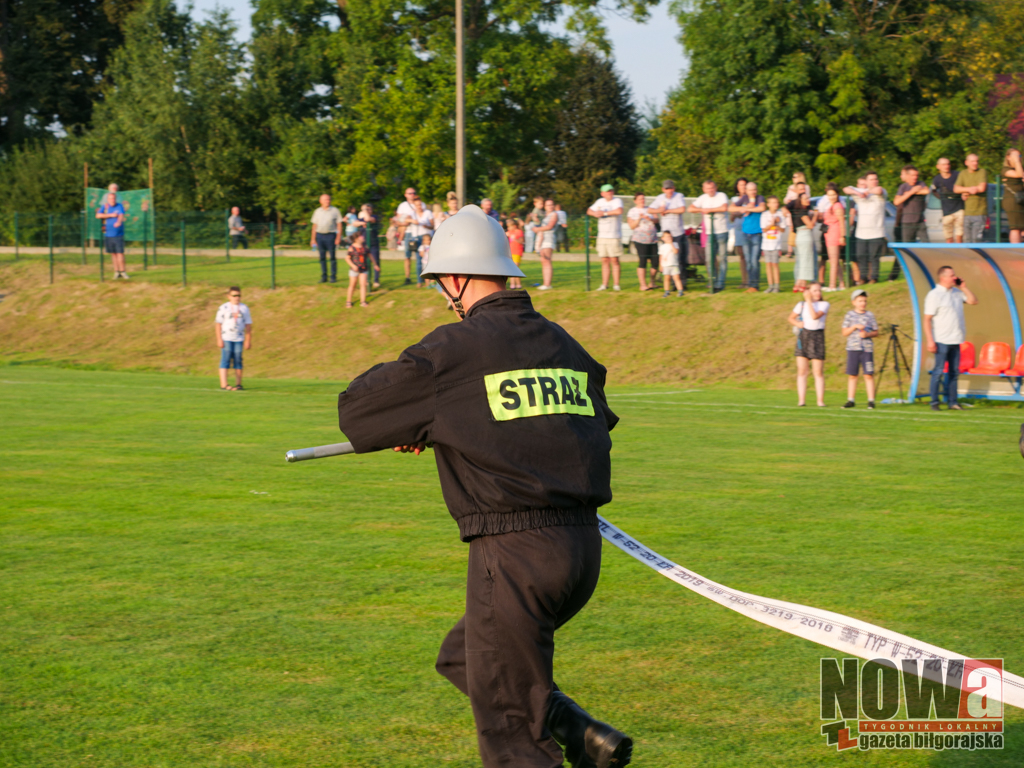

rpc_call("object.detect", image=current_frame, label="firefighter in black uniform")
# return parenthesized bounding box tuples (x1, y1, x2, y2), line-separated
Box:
(337, 204, 632, 768)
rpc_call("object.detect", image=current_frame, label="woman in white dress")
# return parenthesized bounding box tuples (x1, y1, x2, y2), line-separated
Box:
(787, 191, 817, 292)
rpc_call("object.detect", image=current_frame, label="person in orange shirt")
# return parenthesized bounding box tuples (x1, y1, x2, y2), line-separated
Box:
(506, 218, 524, 289)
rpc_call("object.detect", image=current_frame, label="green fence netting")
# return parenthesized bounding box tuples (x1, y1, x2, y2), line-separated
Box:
(85, 188, 154, 241)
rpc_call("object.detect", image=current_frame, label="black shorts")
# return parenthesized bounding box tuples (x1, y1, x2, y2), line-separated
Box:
(104, 235, 125, 254)
(796, 328, 826, 360)
(846, 349, 875, 376)
(634, 242, 659, 270)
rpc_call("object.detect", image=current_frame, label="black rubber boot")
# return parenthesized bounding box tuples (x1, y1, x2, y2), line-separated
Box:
(546, 690, 633, 768)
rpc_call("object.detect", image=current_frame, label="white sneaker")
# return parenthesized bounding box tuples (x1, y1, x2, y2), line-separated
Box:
(538, 284, 552, 291)
(121, 272, 130, 280)
(613, 285, 621, 291)
(596, 285, 607, 291)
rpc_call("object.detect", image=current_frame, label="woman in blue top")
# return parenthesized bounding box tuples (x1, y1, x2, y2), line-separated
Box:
(729, 181, 767, 292)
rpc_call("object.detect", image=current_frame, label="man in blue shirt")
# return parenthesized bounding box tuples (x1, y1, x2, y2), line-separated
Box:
(729, 181, 766, 292)
(96, 191, 128, 279)
(480, 198, 500, 221)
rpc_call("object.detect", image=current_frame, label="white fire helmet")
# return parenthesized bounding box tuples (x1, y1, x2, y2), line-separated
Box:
(419, 204, 525, 281)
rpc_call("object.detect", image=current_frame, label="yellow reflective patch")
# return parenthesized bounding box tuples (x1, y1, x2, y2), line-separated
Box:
(484, 368, 595, 421)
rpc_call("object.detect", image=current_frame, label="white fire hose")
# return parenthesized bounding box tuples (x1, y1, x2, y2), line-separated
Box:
(287, 440, 1024, 709)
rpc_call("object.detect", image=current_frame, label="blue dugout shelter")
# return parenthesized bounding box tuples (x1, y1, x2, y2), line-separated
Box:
(891, 243, 1024, 401)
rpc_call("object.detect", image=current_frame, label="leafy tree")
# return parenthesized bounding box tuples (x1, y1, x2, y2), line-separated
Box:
(0, 139, 85, 213)
(248, 0, 340, 219)
(888, 0, 1024, 174)
(649, 0, 1023, 192)
(638, 109, 719, 196)
(255, 0, 658, 216)
(255, 118, 348, 222)
(0, 0, 142, 148)
(481, 168, 521, 215)
(85, 0, 256, 212)
(0, 0, 656, 219)
(249, 0, 337, 124)
(535, 48, 641, 212)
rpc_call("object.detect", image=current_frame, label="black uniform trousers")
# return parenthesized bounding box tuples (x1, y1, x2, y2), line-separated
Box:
(436, 524, 602, 768)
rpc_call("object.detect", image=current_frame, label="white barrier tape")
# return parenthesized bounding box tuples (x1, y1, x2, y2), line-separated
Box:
(597, 515, 1024, 710)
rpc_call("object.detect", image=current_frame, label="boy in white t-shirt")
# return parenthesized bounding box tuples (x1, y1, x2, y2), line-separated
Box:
(214, 286, 253, 391)
(658, 231, 684, 297)
(760, 196, 786, 293)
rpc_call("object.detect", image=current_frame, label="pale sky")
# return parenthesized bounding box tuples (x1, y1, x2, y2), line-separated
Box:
(188, 0, 686, 110)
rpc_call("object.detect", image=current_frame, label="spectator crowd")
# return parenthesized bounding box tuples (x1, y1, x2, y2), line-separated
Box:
(267, 152, 1019, 301)
(95, 151, 1019, 308)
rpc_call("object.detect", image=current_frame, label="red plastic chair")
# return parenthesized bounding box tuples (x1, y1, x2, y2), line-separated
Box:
(968, 342, 1012, 375)
(942, 341, 975, 373)
(1003, 344, 1024, 377)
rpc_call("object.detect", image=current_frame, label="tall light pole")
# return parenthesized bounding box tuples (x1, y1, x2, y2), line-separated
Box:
(455, 0, 465, 207)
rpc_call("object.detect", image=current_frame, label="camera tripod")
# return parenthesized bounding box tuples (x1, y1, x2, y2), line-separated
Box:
(876, 324, 915, 402)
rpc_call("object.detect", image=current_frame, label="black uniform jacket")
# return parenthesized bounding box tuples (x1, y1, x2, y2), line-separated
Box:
(337, 290, 618, 541)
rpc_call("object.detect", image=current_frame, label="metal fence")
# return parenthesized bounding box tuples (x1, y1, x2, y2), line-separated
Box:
(0, 209, 791, 293)
(0, 211, 323, 288)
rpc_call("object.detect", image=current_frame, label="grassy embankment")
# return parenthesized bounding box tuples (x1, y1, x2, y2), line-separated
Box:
(0, 258, 913, 391)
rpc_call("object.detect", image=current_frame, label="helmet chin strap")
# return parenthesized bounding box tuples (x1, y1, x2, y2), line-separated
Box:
(438, 276, 472, 319)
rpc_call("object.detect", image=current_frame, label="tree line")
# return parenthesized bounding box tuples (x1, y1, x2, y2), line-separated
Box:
(0, 0, 1021, 221)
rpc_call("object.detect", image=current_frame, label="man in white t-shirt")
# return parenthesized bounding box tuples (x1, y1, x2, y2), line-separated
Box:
(924, 265, 978, 411)
(404, 197, 435, 285)
(310, 194, 343, 283)
(649, 179, 689, 284)
(395, 187, 426, 285)
(214, 286, 253, 391)
(843, 173, 888, 284)
(587, 184, 624, 290)
(689, 179, 729, 291)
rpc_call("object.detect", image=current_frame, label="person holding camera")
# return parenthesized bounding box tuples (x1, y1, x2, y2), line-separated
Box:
(924, 266, 978, 411)
(819, 183, 847, 291)
(788, 283, 830, 407)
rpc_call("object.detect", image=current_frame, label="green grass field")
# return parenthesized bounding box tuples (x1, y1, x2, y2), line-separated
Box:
(2, 364, 1022, 767)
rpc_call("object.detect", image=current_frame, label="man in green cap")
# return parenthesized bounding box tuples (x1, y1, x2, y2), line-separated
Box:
(337, 204, 633, 768)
